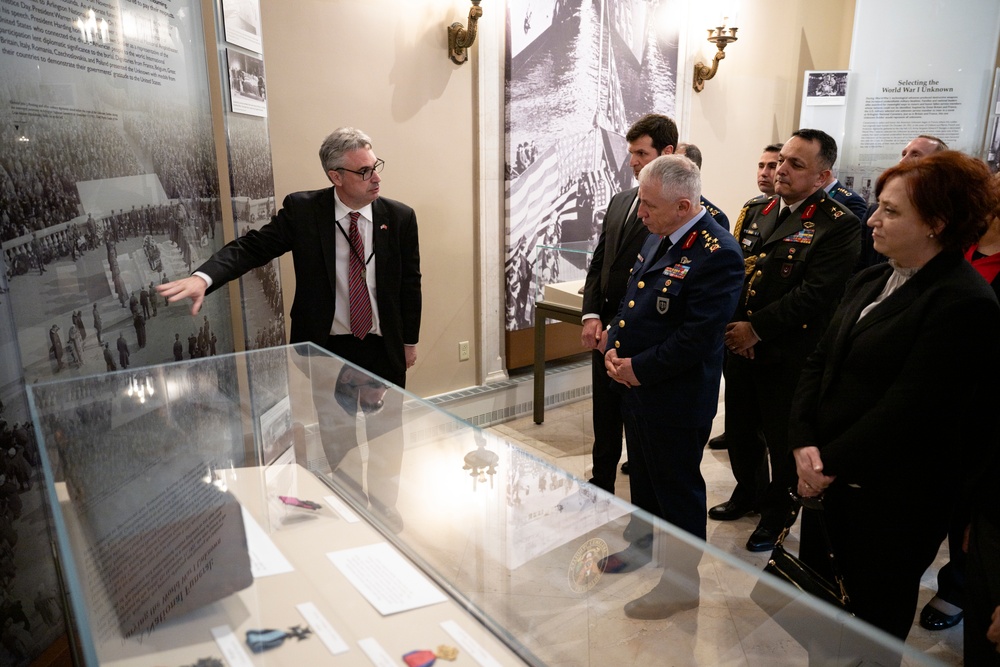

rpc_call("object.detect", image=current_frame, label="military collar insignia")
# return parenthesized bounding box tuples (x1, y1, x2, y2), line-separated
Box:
(762, 198, 779, 216)
(682, 231, 698, 249)
(801, 204, 817, 221)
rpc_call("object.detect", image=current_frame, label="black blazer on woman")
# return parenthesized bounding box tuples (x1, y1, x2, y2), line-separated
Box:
(791, 251, 1000, 495)
(789, 251, 1000, 638)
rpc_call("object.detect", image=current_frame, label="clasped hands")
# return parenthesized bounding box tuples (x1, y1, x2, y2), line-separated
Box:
(793, 446, 836, 498)
(604, 349, 639, 388)
(724, 321, 759, 359)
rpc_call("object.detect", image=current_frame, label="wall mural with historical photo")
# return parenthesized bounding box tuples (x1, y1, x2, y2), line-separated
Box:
(0, 0, 235, 662)
(504, 0, 678, 331)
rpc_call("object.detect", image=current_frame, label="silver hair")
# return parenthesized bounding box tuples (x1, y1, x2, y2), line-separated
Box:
(319, 127, 373, 172)
(638, 155, 702, 204)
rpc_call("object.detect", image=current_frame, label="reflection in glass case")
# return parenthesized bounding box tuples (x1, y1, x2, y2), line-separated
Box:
(29, 344, 942, 666)
(533, 241, 594, 310)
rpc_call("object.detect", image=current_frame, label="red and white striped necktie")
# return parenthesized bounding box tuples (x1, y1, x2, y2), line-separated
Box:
(347, 211, 372, 338)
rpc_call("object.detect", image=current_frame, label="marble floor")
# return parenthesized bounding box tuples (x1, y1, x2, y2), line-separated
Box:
(487, 398, 964, 666)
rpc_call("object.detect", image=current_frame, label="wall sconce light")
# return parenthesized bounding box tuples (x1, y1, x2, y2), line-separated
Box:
(692, 23, 738, 92)
(448, 0, 483, 65)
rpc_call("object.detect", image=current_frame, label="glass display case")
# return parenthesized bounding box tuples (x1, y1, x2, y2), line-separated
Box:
(533, 241, 594, 310)
(29, 344, 942, 666)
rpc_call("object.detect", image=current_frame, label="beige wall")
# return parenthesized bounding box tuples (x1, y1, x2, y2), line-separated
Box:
(260, 0, 480, 397)
(687, 0, 856, 221)
(258, 0, 859, 398)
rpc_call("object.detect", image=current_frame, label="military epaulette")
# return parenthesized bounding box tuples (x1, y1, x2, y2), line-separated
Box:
(700, 228, 721, 253)
(707, 205, 721, 216)
(742, 193, 773, 208)
(828, 202, 847, 219)
(835, 186, 852, 197)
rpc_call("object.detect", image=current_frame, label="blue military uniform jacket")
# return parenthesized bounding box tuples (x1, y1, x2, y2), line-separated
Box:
(700, 195, 729, 232)
(828, 179, 868, 221)
(606, 211, 744, 427)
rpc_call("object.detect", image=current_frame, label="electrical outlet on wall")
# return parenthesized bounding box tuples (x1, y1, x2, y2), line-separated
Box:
(459, 341, 470, 361)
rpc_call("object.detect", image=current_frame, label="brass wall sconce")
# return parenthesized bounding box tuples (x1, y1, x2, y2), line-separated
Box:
(448, 0, 483, 65)
(692, 24, 738, 92)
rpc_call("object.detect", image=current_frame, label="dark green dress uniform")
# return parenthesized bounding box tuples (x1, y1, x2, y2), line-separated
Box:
(723, 188, 861, 536)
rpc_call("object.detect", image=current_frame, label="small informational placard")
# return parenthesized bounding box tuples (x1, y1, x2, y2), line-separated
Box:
(324, 494, 361, 523)
(441, 620, 503, 667)
(241, 506, 294, 577)
(327, 543, 447, 615)
(296, 602, 349, 656)
(357, 637, 397, 667)
(211, 624, 255, 667)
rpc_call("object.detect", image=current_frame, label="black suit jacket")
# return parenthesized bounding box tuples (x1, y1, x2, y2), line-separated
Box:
(197, 187, 422, 377)
(790, 251, 1000, 497)
(582, 187, 649, 324)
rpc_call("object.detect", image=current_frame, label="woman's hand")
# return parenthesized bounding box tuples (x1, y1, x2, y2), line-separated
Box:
(988, 606, 1000, 650)
(794, 446, 836, 497)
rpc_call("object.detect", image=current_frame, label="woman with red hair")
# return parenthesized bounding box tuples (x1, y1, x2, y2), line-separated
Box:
(789, 151, 1000, 642)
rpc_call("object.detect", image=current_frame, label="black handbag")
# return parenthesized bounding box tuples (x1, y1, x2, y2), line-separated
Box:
(750, 494, 852, 617)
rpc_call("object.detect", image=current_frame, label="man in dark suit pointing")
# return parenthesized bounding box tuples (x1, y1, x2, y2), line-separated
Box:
(158, 127, 421, 530)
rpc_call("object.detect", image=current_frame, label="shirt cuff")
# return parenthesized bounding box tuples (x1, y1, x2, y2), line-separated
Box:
(581, 313, 600, 323)
(192, 271, 213, 289)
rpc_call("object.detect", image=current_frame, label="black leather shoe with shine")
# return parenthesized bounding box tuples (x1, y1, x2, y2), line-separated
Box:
(919, 604, 963, 631)
(708, 500, 756, 521)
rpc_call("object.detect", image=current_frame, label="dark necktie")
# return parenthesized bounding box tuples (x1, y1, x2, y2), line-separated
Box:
(776, 204, 791, 226)
(650, 236, 672, 265)
(617, 195, 641, 254)
(347, 211, 372, 339)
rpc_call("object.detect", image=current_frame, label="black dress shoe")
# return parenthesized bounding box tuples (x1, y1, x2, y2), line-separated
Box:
(746, 525, 780, 552)
(597, 543, 651, 574)
(920, 603, 963, 630)
(707, 434, 727, 450)
(708, 500, 756, 521)
(624, 582, 699, 620)
(620, 461, 629, 475)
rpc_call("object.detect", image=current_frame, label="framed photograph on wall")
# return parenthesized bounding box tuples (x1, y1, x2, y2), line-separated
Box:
(222, 0, 263, 53)
(226, 48, 268, 117)
(806, 70, 849, 106)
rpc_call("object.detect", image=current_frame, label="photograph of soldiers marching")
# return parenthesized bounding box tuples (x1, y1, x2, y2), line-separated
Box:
(0, 0, 237, 660)
(2, 109, 234, 385)
(227, 114, 284, 352)
(505, 0, 678, 331)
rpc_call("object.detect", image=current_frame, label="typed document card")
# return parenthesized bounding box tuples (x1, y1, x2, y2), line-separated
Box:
(327, 542, 446, 615)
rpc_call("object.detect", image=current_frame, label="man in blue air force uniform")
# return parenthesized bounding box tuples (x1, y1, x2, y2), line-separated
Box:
(599, 155, 744, 620)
